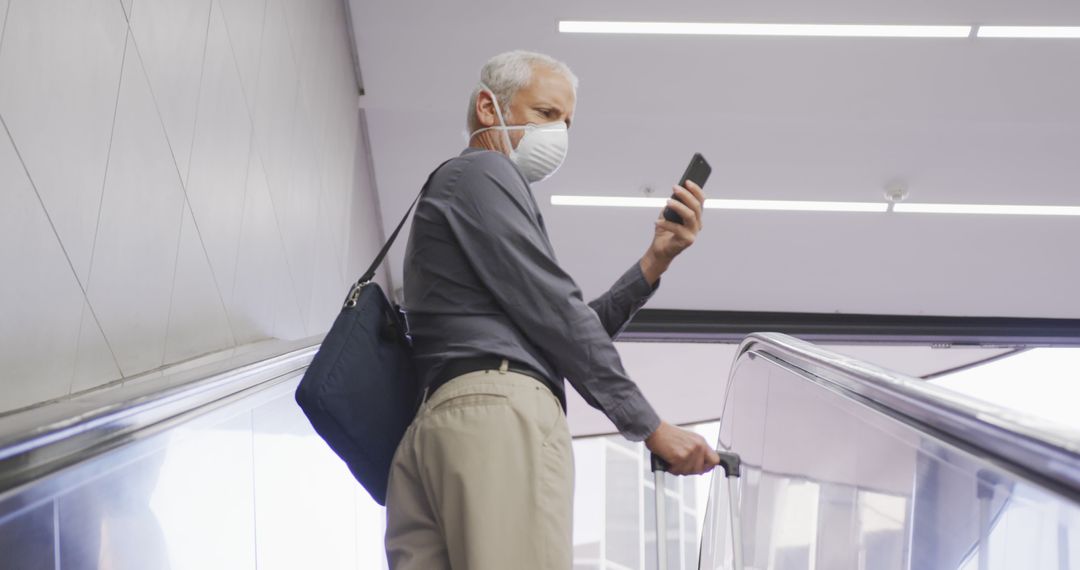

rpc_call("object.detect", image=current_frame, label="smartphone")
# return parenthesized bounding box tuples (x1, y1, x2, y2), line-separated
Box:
(663, 153, 711, 225)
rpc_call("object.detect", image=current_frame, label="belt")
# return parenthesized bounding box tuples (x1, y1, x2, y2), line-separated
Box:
(427, 356, 564, 408)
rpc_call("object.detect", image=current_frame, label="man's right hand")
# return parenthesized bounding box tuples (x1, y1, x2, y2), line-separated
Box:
(645, 421, 720, 476)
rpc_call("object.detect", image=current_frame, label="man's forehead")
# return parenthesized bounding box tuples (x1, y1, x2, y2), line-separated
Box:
(524, 66, 575, 105)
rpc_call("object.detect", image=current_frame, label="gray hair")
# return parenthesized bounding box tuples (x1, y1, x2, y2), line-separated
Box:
(466, 50, 579, 133)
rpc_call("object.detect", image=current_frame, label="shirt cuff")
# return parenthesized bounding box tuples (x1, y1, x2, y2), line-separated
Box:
(607, 394, 663, 442)
(614, 263, 660, 311)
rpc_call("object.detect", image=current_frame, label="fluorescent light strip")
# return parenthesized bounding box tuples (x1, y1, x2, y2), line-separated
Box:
(551, 196, 665, 208)
(894, 203, 1080, 216)
(978, 26, 1080, 39)
(714, 199, 887, 212)
(550, 196, 886, 212)
(558, 21, 972, 38)
(551, 196, 1080, 216)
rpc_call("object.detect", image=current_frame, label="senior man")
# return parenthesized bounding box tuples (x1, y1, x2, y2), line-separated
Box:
(385, 50, 717, 569)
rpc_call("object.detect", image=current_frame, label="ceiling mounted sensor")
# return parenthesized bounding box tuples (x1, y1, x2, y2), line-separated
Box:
(977, 26, 1080, 38)
(558, 21, 973, 38)
(884, 182, 909, 203)
(884, 181, 909, 212)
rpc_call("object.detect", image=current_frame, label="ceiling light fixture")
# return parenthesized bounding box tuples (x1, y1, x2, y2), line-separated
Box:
(977, 26, 1080, 39)
(558, 21, 973, 38)
(893, 203, 1080, 216)
(551, 196, 665, 208)
(712, 199, 888, 212)
(550, 196, 888, 212)
(551, 196, 1080, 216)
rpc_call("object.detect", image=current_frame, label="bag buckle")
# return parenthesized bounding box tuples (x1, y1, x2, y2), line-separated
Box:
(343, 280, 372, 308)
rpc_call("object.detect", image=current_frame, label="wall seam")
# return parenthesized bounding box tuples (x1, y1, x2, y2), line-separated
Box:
(77, 22, 132, 382)
(275, 0, 303, 80)
(175, 0, 241, 347)
(76, 24, 132, 380)
(243, 0, 269, 118)
(0, 0, 12, 55)
(244, 1, 308, 335)
(0, 105, 126, 383)
(160, 204, 188, 368)
(217, 0, 261, 326)
(255, 83, 310, 335)
(277, 1, 324, 335)
(215, 0, 261, 161)
(128, 2, 240, 358)
(294, 90, 326, 334)
(356, 108, 394, 296)
(227, 129, 256, 327)
(182, 0, 214, 187)
(339, 0, 364, 95)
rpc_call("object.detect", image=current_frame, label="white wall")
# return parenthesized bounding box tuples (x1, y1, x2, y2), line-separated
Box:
(0, 0, 377, 413)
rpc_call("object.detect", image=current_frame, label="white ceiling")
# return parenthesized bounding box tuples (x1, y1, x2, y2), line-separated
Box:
(348, 0, 1080, 319)
(566, 341, 1012, 437)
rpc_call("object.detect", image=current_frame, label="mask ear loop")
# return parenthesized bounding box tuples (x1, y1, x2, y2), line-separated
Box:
(470, 84, 516, 156)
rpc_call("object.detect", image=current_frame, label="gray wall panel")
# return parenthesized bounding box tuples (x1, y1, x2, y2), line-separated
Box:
(0, 0, 373, 413)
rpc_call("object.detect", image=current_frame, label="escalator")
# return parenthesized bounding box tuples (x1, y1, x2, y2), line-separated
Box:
(0, 337, 388, 569)
(699, 333, 1080, 570)
(0, 333, 1076, 569)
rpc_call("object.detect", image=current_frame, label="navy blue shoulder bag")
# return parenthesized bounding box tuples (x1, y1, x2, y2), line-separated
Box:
(295, 161, 447, 505)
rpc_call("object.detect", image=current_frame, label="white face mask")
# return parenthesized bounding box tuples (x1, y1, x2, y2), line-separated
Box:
(469, 83, 569, 184)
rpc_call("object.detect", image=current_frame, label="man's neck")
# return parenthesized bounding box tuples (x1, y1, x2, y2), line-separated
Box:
(469, 130, 510, 155)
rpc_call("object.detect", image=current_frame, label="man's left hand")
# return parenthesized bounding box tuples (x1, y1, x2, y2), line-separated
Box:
(640, 181, 705, 284)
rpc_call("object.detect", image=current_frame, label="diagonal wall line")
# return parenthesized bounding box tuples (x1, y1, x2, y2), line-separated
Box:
(227, 128, 257, 312)
(251, 80, 311, 334)
(0, 107, 125, 387)
(173, 0, 242, 346)
(219, 0, 267, 117)
(0, 0, 13, 54)
(126, 3, 241, 354)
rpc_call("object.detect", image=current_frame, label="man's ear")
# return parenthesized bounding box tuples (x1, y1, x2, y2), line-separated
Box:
(475, 90, 498, 128)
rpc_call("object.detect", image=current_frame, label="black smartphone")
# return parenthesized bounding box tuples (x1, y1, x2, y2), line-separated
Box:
(663, 153, 711, 225)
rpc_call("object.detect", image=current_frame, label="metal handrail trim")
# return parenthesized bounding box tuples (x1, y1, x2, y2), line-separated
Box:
(730, 332, 1080, 494)
(0, 340, 320, 485)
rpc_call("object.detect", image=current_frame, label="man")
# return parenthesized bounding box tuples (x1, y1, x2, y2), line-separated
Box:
(385, 50, 718, 569)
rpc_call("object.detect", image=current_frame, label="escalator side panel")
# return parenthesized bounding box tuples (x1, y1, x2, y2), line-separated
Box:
(0, 500, 55, 570)
(0, 374, 390, 570)
(700, 347, 1080, 570)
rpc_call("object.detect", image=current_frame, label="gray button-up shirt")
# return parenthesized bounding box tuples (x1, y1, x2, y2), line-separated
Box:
(402, 147, 662, 440)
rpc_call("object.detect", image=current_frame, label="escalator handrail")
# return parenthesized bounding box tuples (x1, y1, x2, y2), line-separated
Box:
(734, 332, 1080, 497)
(0, 337, 319, 496)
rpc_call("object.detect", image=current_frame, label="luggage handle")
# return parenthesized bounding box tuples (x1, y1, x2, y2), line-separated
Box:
(650, 450, 741, 478)
(650, 450, 744, 570)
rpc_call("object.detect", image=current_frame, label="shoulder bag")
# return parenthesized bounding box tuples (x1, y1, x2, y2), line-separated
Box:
(295, 161, 447, 505)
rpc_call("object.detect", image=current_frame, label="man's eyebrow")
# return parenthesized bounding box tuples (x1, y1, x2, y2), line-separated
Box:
(538, 101, 571, 127)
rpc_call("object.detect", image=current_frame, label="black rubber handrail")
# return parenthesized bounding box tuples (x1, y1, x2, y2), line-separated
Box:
(624, 309, 1080, 346)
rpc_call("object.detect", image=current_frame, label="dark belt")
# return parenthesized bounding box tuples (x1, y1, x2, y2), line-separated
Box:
(427, 356, 565, 409)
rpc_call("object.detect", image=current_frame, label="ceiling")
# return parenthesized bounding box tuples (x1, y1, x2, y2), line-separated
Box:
(566, 341, 1013, 437)
(348, 0, 1080, 320)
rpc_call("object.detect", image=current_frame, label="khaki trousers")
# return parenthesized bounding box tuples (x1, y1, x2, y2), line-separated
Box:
(385, 367, 574, 570)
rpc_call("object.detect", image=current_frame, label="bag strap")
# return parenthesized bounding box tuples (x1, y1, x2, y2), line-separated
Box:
(356, 160, 451, 285)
